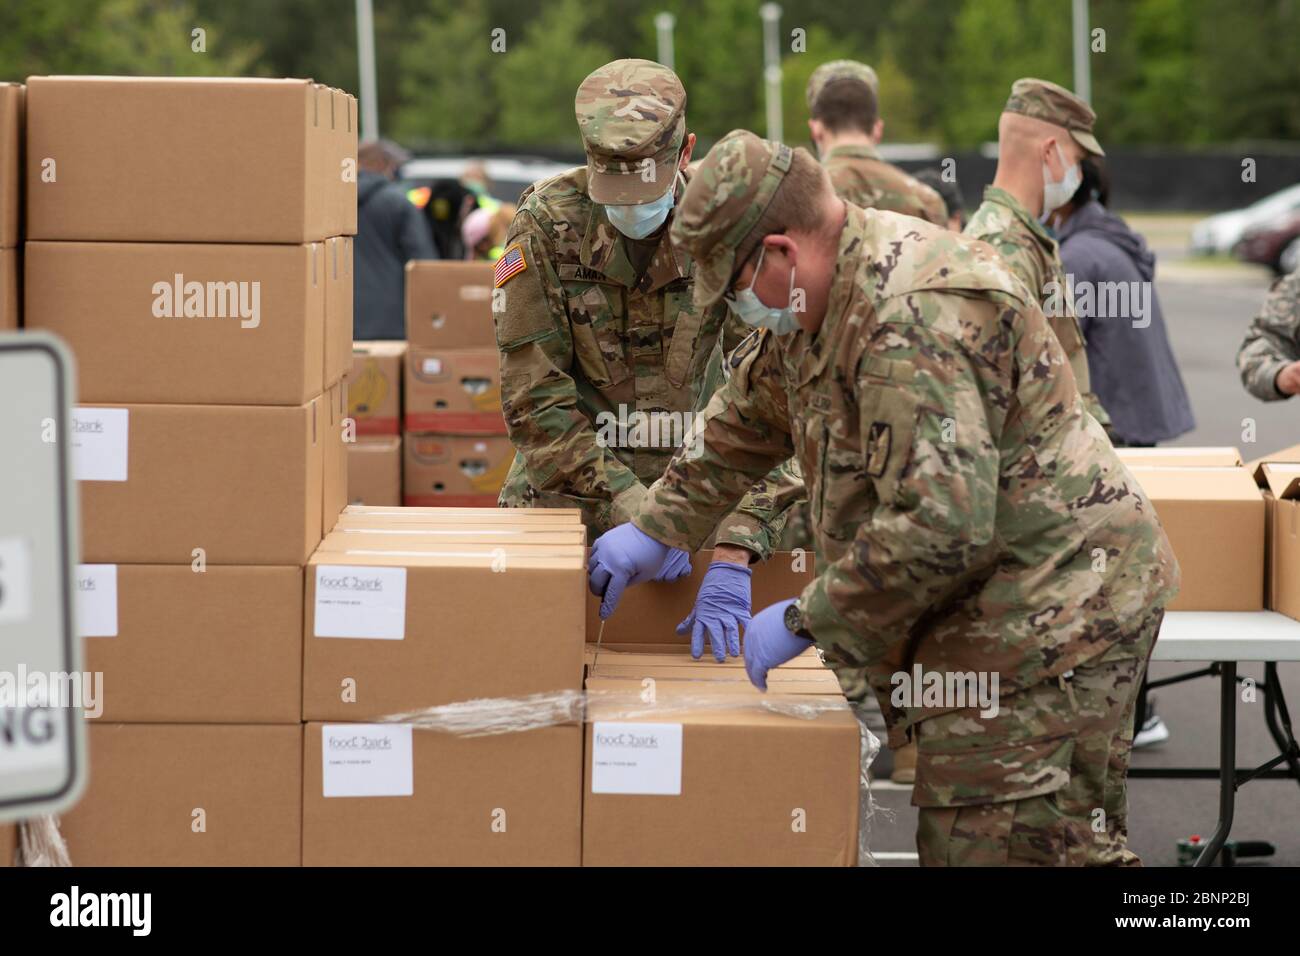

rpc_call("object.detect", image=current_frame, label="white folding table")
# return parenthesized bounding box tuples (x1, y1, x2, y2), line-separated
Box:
(1134, 611, 1300, 866)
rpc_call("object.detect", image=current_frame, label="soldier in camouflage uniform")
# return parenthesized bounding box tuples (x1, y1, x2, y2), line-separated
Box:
(493, 59, 799, 661)
(965, 78, 1111, 428)
(806, 59, 947, 226)
(588, 130, 1179, 865)
(780, 60, 949, 559)
(1236, 269, 1300, 400)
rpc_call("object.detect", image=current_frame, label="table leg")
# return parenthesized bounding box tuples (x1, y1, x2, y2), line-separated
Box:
(1195, 661, 1236, 867)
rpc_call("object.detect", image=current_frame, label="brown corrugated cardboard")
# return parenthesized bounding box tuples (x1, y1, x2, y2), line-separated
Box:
(1246, 442, 1300, 473)
(302, 722, 581, 866)
(318, 528, 585, 553)
(81, 565, 302, 722)
(1129, 466, 1265, 611)
(349, 341, 405, 435)
(1257, 462, 1300, 621)
(27, 76, 356, 243)
(0, 246, 16, 330)
(582, 678, 860, 866)
(586, 645, 826, 671)
(586, 549, 817, 643)
(1117, 446, 1243, 468)
(348, 435, 402, 505)
(591, 663, 843, 692)
(405, 347, 504, 433)
(324, 236, 353, 386)
(0, 83, 21, 248)
(76, 400, 324, 564)
(404, 260, 496, 348)
(25, 241, 326, 404)
(58, 723, 302, 866)
(340, 503, 581, 524)
(324, 382, 348, 534)
(403, 432, 513, 506)
(303, 546, 585, 720)
(0, 823, 15, 866)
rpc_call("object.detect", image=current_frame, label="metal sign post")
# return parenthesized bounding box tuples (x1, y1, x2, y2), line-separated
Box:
(0, 332, 86, 823)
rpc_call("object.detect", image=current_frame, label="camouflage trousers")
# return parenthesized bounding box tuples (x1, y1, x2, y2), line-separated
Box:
(776, 501, 814, 552)
(913, 609, 1163, 867)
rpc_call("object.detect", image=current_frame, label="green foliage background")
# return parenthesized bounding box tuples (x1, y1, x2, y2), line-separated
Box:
(2, 0, 1298, 153)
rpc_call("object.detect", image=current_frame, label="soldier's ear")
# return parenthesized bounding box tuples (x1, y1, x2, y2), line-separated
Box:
(679, 133, 696, 171)
(872, 118, 884, 144)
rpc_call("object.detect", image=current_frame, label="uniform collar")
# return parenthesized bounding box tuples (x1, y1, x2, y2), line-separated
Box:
(795, 202, 867, 384)
(824, 142, 882, 162)
(983, 185, 1058, 251)
(580, 173, 693, 292)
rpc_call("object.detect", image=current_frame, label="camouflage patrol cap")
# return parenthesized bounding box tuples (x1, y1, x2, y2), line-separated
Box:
(575, 58, 687, 205)
(806, 59, 879, 108)
(670, 129, 794, 307)
(1004, 77, 1104, 156)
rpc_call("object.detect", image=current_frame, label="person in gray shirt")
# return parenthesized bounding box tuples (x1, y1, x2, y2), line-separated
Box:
(1053, 158, 1195, 446)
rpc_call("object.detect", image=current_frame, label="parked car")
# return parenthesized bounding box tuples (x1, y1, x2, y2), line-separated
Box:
(1235, 209, 1300, 274)
(398, 155, 577, 207)
(1190, 182, 1300, 256)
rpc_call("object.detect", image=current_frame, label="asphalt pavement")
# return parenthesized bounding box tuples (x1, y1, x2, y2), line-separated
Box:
(867, 215, 1300, 867)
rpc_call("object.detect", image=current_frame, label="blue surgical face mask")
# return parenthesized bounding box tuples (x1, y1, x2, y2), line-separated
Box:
(606, 181, 676, 240)
(725, 245, 800, 335)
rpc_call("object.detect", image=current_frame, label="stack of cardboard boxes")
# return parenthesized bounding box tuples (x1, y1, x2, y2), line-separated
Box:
(0, 83, 20, 330)
(402, 261, 512, 506)
(347, 341, 406, 505)
(18, 76, 356, 865)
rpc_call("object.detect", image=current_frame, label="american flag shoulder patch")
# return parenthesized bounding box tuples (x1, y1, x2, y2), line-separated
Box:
(494, 243, 528, 287)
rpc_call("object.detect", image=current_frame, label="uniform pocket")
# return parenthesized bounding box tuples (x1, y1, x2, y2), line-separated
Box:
(566, 284, 630, 387)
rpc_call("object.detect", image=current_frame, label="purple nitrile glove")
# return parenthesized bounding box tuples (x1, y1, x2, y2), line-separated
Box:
(653, 547, 693, 583)
(588, 522, 673, 620)
(677, 561, 752, 662)
(743, 598, 813, 691)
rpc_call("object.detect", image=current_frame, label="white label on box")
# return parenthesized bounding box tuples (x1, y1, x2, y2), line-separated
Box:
(460, 284, 491, 302)
(0, 536, 33, 625)
(75, 564, 118, 638)
(321, 724, 413, 797)
(421, 357, 443, 375)
(591, 721, 682, 795)
(71, 407, 129, 482)
(313, 565, 406, 639)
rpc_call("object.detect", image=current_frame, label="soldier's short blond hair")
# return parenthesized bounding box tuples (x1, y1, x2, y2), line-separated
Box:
(732, 147, 835, 274)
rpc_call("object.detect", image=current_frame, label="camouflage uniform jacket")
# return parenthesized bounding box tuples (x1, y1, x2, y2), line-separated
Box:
(965, 186, 1111, 427)
(823, 143, 947, 226)
(634, 204, 1179, 750)
(493, 165, 796, 555)
(1237, 269, 1300, 401)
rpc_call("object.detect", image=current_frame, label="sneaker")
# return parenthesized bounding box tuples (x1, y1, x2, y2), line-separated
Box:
(1133, 713, 1170, 749)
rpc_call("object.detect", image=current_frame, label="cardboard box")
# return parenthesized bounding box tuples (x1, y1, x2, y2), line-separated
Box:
(75, 399, 325, 564)
(58, 723, 302, 866)
(586, 645, 826, 671)
(405, 347, 505, 433)
(348, 435, 402, 505)
(303, 545, 585, 720)
(340, 503, 581, 524)
(586, 549, 817, 644)
(0, 83, 20, 248)
(349, 341, 406, 435)
(1257, 463, 1300, 620)
(324, 236, 353, 387)
(80, 565, 302, 722)
(582, 678, 860, 866)
(324, 382, 348, 534)
(0, 246, 16, 330)
(0, 823, 15, 866)
(318, 527, 586, 551)
(403, 432, 513, 506)
(27, 76, 356, 243)
(1129, 466, 1265, 611)
(404, 261, 496, 348)
(1117, 447, 1242, 468)
(1246, 442, 1300, 473)
(302, 722, 581, 866)
(25, 240, 327, 404)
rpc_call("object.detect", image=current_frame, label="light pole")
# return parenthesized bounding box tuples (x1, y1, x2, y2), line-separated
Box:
(655, 12, 676, 72)
(1072, 0, 1092, 102)
(760, 3, 783, 143)
(356, 0, 379, 140)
